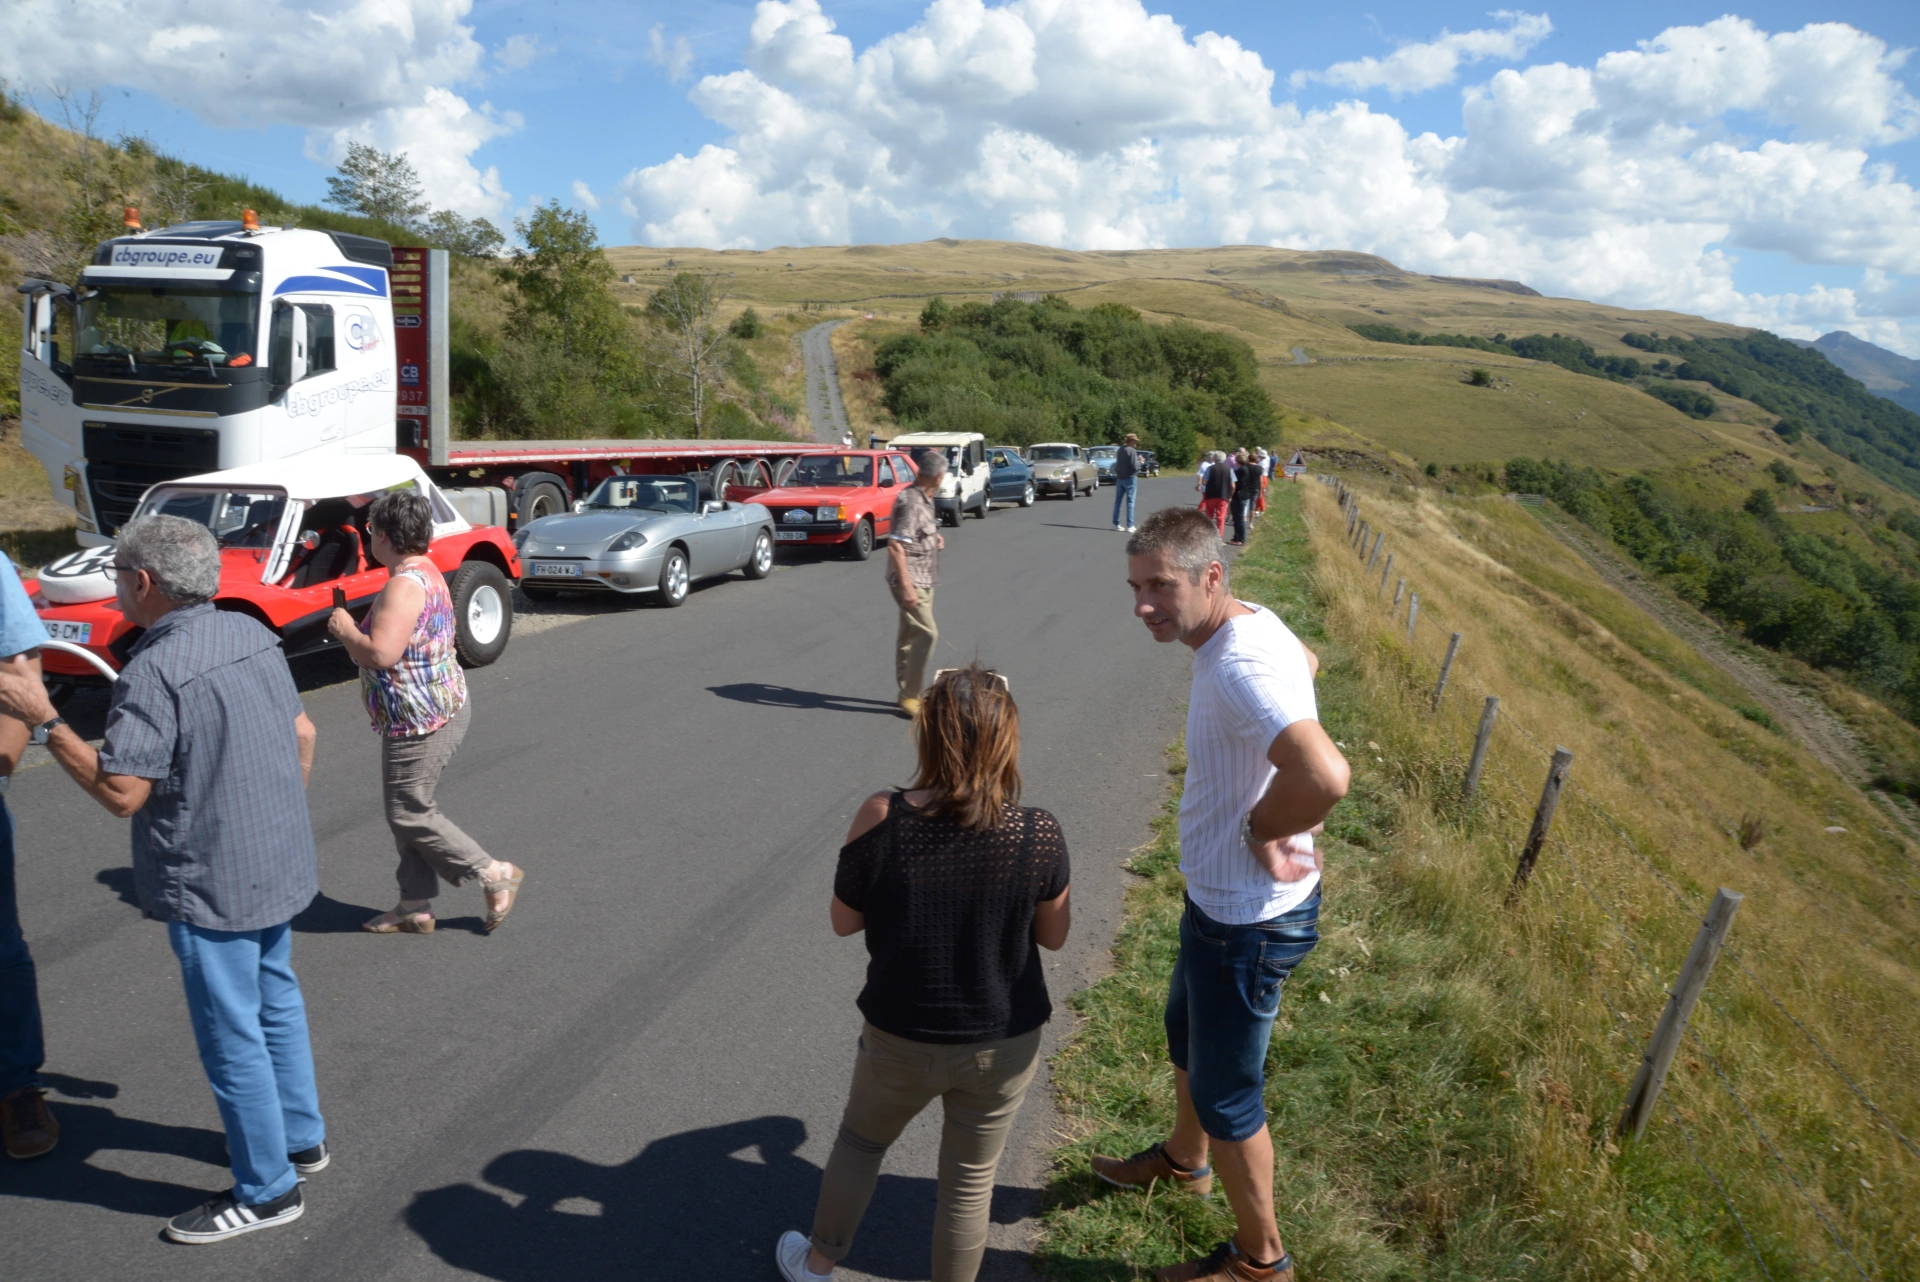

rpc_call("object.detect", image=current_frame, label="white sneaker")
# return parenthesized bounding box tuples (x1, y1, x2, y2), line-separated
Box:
(777, 1229, 832, 1282)
(1127, 525, 1136, 533)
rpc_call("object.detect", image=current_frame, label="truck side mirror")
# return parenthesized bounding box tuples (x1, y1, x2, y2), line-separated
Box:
(269, 301, 309, 393)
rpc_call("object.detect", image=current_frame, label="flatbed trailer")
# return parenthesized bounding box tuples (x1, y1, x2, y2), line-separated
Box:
(417, 439, 839, 527)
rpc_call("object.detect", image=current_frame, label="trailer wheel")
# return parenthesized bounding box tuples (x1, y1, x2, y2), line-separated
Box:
(515, 480, 567, 528)
(450, 561, 513, 666)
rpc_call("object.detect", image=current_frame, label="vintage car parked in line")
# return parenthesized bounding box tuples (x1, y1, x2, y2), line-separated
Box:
(886, 431, 991, 525)
(1026, 443, 1100, 499)
(1139, 450, 1161, 477)
(29, 455, 521, 678)
(1088, 444, 1120, 485)
(515, 474, 775, 605)
(742, 449, 921, 560)
(987, 446, 1036, 508)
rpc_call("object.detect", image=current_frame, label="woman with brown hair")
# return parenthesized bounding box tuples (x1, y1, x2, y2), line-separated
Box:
(776, 665, 1072, 1282)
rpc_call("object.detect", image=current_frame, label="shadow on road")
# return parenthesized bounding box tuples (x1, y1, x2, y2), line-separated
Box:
(405, 1115, 1039, 1281)
(707, 683, 903, 717)
(0, 1097, 222, 1218)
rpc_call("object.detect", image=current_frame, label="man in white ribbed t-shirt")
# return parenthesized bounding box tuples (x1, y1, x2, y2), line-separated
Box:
(1094, 506, 1350, 1282)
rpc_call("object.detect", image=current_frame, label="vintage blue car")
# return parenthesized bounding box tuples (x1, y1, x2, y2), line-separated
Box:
(986, 445, 1036, 508)
(1088, 444, 1120, 485)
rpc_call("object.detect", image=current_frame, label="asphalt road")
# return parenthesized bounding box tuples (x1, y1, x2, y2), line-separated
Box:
(801, 321, 853, 444)
(1, 477, 1198, 1280)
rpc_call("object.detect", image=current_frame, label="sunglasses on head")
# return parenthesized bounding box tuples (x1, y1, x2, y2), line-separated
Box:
(933, 668, 1010, 695)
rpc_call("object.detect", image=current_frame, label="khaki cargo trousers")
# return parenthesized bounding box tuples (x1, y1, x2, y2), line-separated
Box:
(810, 1022, 1043, 1282)
(892, 583, 937, 701)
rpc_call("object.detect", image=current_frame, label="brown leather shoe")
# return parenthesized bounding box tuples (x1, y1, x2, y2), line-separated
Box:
(2, 1086, 58, 1160)
(1158, 1242, 1294, 1282)
(1089, 1140, 1213, 1197)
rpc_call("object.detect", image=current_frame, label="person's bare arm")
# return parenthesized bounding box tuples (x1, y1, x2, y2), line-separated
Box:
(0, 653, 153, 816)
(295, 712, 316, 787)
(829, 790, 893, 936)
(0, 653, 37, 777)
(1245, 720, 1350, 880)
(1032, 885, 1071, 950)
(326, 573, 423, 669)
(1301, 643, 1320, 679)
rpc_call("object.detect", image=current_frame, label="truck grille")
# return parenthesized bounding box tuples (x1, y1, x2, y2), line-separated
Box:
(83, 423, 221, 535)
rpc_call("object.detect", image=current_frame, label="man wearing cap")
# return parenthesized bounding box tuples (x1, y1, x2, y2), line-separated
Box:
(0, 550, 55, 1162)
(1111, 433, 1142, 533)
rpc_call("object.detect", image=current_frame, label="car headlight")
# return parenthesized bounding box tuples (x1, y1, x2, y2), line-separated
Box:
(816, 505, 845, 521)
(608, 529, 648, 553)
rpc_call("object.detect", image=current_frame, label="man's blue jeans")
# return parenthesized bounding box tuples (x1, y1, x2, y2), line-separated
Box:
(0, 800, 45, 1096)
(168, 921, 325, 1205)
(1112, 476, 1138, 527)
(1164, 891, 1320, 1141)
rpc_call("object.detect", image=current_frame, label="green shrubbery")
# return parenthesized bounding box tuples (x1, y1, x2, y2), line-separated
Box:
(1506, 456, 1920, 717)
(874, 295, 1280, 466)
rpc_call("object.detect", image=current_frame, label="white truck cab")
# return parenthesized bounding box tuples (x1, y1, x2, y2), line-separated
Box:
(19, 219, 396, 545)
(887, 430, 990, 525)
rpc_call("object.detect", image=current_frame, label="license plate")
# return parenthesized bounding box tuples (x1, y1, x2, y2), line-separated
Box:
(775, 531, 809, 541)
(532, 562, 582, 577)
(48, 621, 92, 644)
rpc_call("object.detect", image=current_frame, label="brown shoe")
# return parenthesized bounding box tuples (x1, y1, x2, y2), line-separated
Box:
(2, 1086, 59, 1159)
(1089, 1140, 1213, 1197)
(1159, 1242, 1294, 1282)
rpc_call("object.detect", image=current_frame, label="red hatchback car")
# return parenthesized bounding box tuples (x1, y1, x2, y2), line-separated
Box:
(28, 455, 522, 680)
(747, 450, 919, 560)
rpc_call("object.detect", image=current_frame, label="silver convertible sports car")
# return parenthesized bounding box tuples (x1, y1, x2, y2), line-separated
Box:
(513, 475, 775, 605)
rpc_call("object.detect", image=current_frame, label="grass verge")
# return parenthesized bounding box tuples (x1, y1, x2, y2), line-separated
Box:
(1034, 481, 1915, 1280)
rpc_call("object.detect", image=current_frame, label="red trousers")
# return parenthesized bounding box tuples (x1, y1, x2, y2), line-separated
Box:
(1200, 497, 1229, 535)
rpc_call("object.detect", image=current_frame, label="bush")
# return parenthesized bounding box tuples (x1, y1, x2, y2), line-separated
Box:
(1768, 459, 1801, 487)
(728, 306, 764, 340)
(1467, 368, 1492, 387)
(1643, 381, 1716, 418)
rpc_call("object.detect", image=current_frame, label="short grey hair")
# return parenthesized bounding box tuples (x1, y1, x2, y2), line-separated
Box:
(117, 515, 222, 604)
(1126, 506, 1228, 589)
(914, 449, 949, 479)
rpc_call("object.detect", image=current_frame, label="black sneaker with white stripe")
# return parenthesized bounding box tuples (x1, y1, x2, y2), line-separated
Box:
(165, 1184, 304, 1244)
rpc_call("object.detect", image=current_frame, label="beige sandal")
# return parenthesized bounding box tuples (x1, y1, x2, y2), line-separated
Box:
(363, 907, 434, 934)
(481, 865, 524, 933)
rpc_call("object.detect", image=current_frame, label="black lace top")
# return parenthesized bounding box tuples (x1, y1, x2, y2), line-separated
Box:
(834, 793, 1071, 1044)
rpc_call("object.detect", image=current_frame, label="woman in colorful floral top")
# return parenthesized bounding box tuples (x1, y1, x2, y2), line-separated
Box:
(327, 490, 525, 934)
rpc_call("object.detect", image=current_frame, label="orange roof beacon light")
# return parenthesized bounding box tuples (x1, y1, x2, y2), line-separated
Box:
(241, 208, 260, 233)
(123, 206, 141, 229)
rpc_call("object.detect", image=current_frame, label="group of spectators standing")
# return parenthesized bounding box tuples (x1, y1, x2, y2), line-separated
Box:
(1197, 447, 1273, 545)
(0, 489, 516, 1244)
(5, 462, 1348, 1282)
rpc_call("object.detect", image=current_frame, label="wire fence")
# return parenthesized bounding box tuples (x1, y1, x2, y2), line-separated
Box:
(1314, 475, 1911, 1276)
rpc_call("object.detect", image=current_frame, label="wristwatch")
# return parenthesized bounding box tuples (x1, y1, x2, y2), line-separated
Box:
(29, 716, 66, 746)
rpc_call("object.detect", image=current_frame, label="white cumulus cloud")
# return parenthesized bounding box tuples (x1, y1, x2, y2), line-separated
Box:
(1, 0, 518, 218)
(1291, 10, 1553, 95)
(617, 2, 1920, 354)
(571, 179, 601, 211)
(647, 23, 696, 84)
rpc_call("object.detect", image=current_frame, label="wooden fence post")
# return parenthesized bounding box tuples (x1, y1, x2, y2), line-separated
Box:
(1392, 577, 1405, 611)
(1368, 532, 1383, 571)
(1406, 592, 1419, 644)
(1615, 889, 1745, 1142)
(1378, 554, 1394, 599)
(1462, 696, 1499, 802)
(1357, 521, 1370, 553)
(1433, 632, 1461, 711)
(1506, 747, 1574, 903)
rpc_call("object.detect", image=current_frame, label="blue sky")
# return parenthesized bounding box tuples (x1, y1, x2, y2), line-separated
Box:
(7, 1, 1920, 351)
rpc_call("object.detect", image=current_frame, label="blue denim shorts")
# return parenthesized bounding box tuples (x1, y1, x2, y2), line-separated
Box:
(1165, 891, 1321, 1141)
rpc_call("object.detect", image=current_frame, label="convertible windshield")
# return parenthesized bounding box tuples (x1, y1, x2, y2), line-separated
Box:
(787, 455, 874, 487)
(1029, 445, 1075, 461)
(76, 286, 261, 369)
(137, 489, 287, 548)
(587, 477, 696, 513)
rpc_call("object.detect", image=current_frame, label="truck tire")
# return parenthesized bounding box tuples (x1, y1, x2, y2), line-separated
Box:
(657, 548, 690, 606)
(744, 529, 775, 579)
(450, 561, 512, 666)
(844, 518, 875, 561)
(515, 479, 567, 528)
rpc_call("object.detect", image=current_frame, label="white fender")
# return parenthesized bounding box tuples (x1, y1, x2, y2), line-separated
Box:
(36, 545, 118, 604)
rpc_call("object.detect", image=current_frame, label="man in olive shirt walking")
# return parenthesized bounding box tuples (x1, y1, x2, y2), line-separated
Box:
(887, 450, 946, 716)
(0, 516, 327, 1245)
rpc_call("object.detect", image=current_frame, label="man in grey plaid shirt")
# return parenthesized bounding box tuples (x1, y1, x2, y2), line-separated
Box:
(0, 515, 326, 1244)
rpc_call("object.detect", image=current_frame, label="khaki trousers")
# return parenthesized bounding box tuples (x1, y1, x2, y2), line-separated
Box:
(381, 701, 493, 901)
(892, 583, 937, 700)
(811, 1022, 1043, 1282)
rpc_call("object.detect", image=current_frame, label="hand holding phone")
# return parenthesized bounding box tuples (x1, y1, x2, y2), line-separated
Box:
(332, 586, 348, 611)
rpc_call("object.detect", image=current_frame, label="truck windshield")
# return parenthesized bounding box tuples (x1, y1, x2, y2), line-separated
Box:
(137, 490, 287, 548)
(77, 286, 261, 369)
(787, 455, 873, 487)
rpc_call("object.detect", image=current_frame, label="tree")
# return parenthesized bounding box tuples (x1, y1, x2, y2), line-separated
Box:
(647, 271, 732, 436)
(500, 201, 620, 362)
(325, 142, 429, 227)
(728, 305, 763, 339)
(919, 296, 951, 332)
(425, 209, 504, 258)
